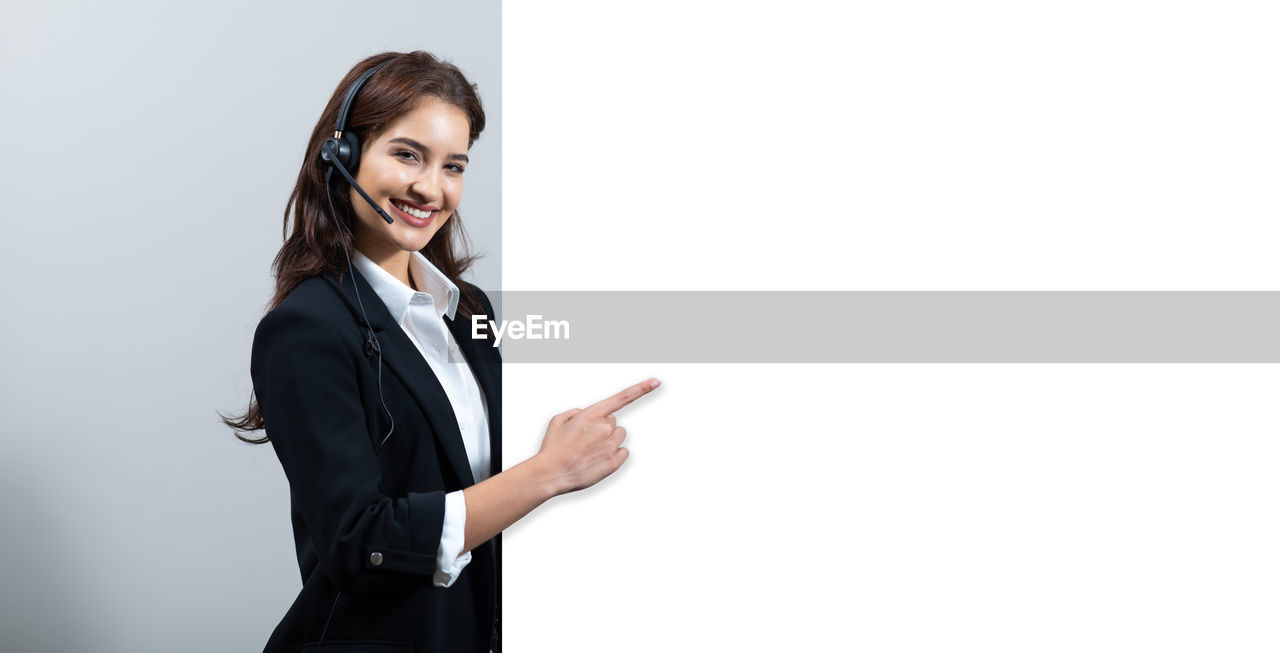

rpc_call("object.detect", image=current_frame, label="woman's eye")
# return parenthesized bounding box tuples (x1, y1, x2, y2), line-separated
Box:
(446, 164, 466, 174)
(395, 150, 419, 162)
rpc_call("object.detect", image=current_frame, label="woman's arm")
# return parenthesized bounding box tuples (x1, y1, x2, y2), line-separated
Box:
(462, 378, 660, 552)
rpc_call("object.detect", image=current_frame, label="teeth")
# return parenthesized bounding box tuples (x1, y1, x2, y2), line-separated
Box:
(395, 202, 434, 219)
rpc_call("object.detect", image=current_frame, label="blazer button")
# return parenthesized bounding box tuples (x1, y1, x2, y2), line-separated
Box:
(369, 552, 384, 566)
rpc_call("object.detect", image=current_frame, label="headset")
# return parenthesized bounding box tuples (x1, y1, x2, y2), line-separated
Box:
(318, 59, 399, 453)
(321, 60, 396, 226)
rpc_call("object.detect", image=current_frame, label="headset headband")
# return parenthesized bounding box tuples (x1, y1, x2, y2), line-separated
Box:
(335, 60, 391, 138)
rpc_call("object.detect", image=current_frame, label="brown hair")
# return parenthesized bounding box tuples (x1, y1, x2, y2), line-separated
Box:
(223, 51, 487, 442)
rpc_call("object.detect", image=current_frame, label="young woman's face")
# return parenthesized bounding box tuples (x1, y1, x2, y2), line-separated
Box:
(349, 96, 470, 261)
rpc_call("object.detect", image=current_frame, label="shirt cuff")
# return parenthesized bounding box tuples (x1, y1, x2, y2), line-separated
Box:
(434, 490, 473, 588)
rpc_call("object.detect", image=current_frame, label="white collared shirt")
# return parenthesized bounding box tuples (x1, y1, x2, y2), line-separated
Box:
(351, 249, 490, 588)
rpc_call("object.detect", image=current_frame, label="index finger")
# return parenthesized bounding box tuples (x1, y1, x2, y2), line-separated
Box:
(585, 378, 661, 416)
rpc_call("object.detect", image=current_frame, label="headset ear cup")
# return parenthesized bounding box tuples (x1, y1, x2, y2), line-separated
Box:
(319, 133, 363, 175)
(320, 137, 341, 167)
(341, 131, 362, 174)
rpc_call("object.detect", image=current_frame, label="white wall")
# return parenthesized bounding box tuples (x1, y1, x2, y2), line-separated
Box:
(502, 2, 1280, 651)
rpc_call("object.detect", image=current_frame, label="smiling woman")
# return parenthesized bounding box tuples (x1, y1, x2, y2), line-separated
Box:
(267, 52, 487, 318)
(221, 51, 658, 653)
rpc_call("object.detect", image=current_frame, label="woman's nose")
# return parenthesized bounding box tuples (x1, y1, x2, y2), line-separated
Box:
(410, 172, 442, 204)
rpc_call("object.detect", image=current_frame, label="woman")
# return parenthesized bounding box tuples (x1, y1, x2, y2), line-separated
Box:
(225, 51, 658, 653)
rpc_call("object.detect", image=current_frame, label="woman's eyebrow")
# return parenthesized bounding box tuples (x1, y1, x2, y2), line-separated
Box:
(388, 137, 469, 163)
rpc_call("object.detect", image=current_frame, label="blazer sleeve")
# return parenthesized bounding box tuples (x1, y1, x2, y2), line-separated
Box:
(251, 302, 446, 593)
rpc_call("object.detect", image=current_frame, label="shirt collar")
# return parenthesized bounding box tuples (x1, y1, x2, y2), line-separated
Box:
(350, 250, 460, 323)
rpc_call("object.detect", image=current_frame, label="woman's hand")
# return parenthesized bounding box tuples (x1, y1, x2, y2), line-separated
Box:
(536, 378, 661, 495)
(461, 377, 661, 552)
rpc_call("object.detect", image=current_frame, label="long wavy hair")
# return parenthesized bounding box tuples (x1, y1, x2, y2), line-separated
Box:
(224, 51, 488, 443)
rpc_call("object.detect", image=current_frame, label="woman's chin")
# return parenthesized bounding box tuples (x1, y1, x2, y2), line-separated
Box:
(390, 230, 437, 253)
(401, 238, 434, 253)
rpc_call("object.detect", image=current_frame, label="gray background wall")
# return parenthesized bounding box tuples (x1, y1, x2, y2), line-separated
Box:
(0, 2, 500, 650)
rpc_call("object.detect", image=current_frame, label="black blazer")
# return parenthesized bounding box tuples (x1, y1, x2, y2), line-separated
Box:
(250, 268, 501, 653)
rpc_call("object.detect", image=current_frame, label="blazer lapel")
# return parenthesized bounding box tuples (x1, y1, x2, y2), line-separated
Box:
(324, 270, 476, 488)
(446, 311, 502, 478)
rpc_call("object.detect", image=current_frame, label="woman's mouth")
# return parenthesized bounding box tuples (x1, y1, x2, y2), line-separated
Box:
(392, 201, 437, 227)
